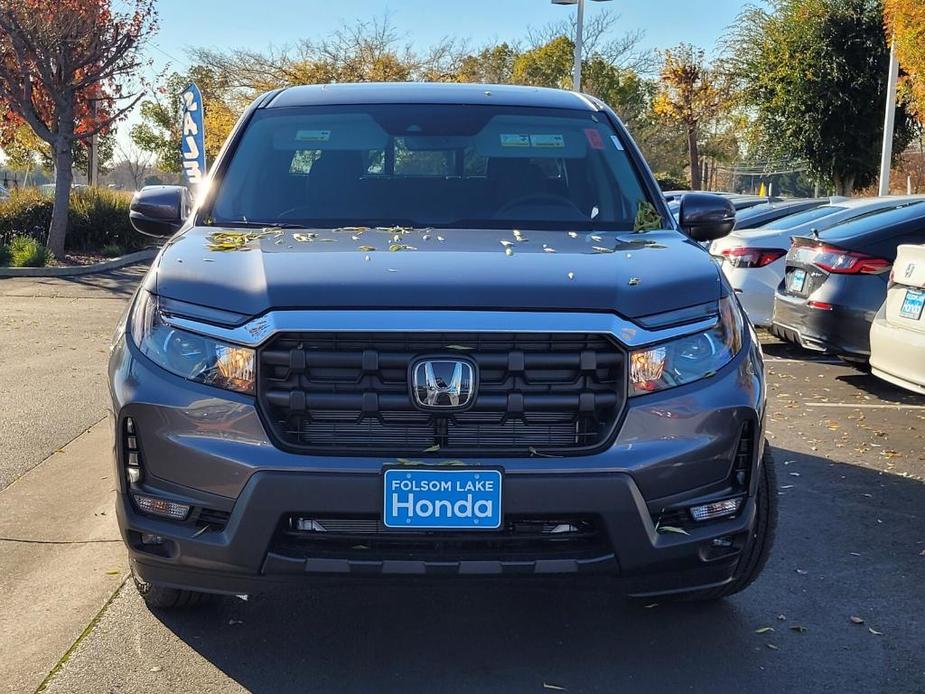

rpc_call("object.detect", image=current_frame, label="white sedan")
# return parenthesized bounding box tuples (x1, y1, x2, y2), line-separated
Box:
(870, 244, 925, 394)
(710, 196, 925, 326)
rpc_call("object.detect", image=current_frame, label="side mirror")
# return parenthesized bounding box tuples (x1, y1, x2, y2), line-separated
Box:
(129, 185, 192, 238)
(679, 193, 736, 242)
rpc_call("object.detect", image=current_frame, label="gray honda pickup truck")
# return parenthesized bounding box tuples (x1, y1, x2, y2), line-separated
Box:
(111, 82, 775, 608)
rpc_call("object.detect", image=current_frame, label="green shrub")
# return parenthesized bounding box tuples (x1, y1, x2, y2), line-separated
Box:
(68, 187, 143, 252)
(8, 235, 52, 267)
(0, 187, 146, 252)
(0, 188, 52, 247)
(100, 243, 126, 257)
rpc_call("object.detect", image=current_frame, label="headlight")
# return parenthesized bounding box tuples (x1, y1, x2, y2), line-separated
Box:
(130, 289, 255, 394)
(629, 295, 744, 396)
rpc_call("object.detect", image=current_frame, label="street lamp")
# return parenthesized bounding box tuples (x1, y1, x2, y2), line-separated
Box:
(551, 0, 613, 92)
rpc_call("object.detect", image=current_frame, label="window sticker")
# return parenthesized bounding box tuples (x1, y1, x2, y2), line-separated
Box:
(296, 129, 332, 142)
(500, 133, 531, 148)
(529, 134, 565, 149)
(610, 135, 624, 151)
(584, 128, 604, 150)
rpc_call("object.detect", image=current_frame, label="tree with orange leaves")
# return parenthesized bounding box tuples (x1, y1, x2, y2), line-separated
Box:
(0, 0, 156, 257)
(884, 0, 925, 124)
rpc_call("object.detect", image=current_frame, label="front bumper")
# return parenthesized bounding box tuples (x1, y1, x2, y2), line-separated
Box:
(122, 471, 759, 598)
(110, 321, 766, 597)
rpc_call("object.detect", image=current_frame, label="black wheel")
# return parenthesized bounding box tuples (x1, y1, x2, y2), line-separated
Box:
(671, 442, 778, 601)
(131, 565, 207, 609)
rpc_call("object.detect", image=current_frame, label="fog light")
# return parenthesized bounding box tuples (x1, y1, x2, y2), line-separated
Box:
(140, 533, 164, 545)
(689, 498, 742, 522)
(125, 417, 136, 434)
(133, 494, 190, 520)
(127, 467, 143, 484)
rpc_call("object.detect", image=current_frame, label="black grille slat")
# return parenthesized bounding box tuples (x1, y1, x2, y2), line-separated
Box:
(271, 515, 608, 561)
(257, 331, 625, 456)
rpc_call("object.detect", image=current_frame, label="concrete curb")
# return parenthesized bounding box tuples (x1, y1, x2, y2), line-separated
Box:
(0, 248, 158, 278)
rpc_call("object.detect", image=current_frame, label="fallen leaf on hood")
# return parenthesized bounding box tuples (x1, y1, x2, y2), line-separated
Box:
(357, 245, 376, 252)
(789, 625, 807, 633)
(850, 616, 865, 625)
(766, 643, 779, 650)
(868, 627, 883, 635)
(543, 684, 566, 691)
(755, 627, 775, 634)
(795, 568, 808, 575)
(422, 445, 441, 453)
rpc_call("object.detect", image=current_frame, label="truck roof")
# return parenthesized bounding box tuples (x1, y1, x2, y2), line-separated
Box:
(265, 82, 603, 111)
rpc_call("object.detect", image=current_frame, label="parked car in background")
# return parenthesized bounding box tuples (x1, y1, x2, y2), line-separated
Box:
(0, 184, 10, 199)
(869, 244, 925, 394)
(772, 201, 925, 364)
(732, 198, 830, 231)
(667, 192, 777, 218)
(711, 197, 924, 326)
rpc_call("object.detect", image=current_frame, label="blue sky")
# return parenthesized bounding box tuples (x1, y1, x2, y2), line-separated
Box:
(119, 0, 754, 148)
(149, 0, 751, 71)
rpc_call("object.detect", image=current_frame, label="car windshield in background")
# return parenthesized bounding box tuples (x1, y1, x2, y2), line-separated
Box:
(209, 104, 652, 231)
(755, 204, 846, 229)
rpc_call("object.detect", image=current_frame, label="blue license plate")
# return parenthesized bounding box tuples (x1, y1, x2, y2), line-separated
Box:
(900, 288, 924, 320)
(787, 268, 807, 293)
(383, 468, 502, 530)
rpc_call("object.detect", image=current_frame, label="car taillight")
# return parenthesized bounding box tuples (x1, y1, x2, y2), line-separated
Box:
(807, 243, 891, 275)
(720, 246, 787, 268)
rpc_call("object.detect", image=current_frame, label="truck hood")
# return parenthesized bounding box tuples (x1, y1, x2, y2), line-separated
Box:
(152, 226, 722, 321)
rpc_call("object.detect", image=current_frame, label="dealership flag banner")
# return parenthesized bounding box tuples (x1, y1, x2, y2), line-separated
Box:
(180, 83, 206, 190)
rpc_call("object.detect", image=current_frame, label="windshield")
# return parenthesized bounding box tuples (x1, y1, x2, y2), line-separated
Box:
(209, 104, 652, 230)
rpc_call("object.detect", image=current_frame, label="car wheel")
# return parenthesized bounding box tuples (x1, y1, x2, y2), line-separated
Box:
(671, 442, 778, 601)
(131, 565, 207, 609)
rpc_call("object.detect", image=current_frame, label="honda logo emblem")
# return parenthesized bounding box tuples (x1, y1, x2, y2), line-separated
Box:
(410, 358, 476, 410)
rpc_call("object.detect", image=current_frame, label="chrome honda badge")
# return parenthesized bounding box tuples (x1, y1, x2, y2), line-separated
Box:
(410, 359, 476, 409)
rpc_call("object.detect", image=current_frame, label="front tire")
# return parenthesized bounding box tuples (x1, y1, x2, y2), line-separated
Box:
(673, 442, 778, 601)
(131, 565, 207, 609)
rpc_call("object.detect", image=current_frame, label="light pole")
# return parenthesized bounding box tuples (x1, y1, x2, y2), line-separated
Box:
(551, 0, 613, 92)
(878, 39, 900, 196)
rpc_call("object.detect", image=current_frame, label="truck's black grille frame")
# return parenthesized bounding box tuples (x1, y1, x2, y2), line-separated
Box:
(256, 331, 626, 456)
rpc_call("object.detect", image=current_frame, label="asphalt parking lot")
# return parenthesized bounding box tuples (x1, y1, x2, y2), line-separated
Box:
(1, 270, 923, 693)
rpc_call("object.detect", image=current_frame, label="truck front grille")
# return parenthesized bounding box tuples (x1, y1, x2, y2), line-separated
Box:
(257, 331, 625, 456)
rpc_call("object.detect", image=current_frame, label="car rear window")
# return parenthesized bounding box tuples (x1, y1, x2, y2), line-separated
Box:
(209, 103, 652, 231)
(755, 205, 845, 229)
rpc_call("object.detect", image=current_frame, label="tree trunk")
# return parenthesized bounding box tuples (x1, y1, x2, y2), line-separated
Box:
(832, 173, 856, 197)
(687, 124, 701, 191)
(48, 135, 73, 259)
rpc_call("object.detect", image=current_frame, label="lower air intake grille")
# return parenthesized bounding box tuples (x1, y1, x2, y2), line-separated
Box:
(257, 332, 626, 456)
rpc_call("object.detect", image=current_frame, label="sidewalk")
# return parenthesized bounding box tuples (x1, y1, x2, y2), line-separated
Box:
(0, 419, 126, 693)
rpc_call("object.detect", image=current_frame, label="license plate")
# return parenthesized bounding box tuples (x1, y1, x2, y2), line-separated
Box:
(787, 268, 807, 293)
(383, 468, 502, 530)
(900, 288, 925, 320)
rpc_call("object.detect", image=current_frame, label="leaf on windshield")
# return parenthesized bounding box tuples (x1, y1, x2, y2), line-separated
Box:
(592, 246, 615, 254)
(357, 245, 376, 252)
(388, 243, 417, 252)
(634, 201, 663, 232)
(293, 232, 318, 242)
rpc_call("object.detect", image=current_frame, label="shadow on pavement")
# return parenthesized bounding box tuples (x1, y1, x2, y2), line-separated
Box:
(147, 447, 924, 694)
